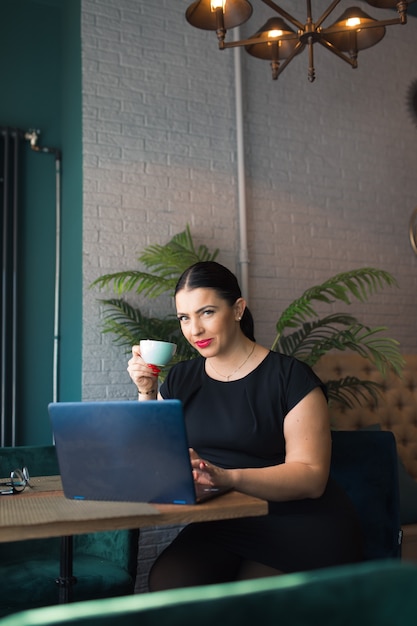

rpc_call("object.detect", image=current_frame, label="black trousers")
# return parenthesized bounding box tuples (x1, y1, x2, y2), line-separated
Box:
(149, 479, 363, 590)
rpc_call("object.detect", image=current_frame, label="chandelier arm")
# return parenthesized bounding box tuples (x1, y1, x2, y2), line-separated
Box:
(356, 16, 402, 28)
(222, 32, 298, 49)
(307, 35, 315, 82)
(260, 0, 304, 30)
(323, 16, 402, 37)
(315, 0, 343, 29)
(271, 40, 305, 80)
(317, 37, 357, 68)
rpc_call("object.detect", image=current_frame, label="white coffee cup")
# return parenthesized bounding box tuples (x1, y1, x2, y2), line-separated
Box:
(139, 340, 177, 366)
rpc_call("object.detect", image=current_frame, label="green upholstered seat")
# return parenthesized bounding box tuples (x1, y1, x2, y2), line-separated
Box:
(0, 560, 417, 626)
(0, 445, 139, 617)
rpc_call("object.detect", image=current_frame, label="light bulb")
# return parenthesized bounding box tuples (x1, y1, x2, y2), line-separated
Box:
(268, 29, 283, 38)
(346, 17, 361, 27)
(211, 0, 226, 11)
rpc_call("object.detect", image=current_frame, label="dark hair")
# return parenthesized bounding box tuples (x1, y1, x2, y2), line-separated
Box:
(175, 261, 256, 342)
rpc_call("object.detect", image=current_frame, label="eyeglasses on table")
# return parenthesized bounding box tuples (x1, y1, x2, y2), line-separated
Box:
(0, 466, 31, 495)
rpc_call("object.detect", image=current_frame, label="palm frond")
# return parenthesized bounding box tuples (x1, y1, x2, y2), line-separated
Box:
(276, 314, 361, 359)
(325, 377, 383, 409)
(139, 225, 218, 276)
(91, 271, 176, 298)
(277, 318, 404, 375)
(273, 268, 398, 342)
(91, 225, 219, 298)
(99, 299, 180, 345)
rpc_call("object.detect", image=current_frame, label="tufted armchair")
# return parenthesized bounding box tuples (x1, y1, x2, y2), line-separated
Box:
(314, 354, 417, 562)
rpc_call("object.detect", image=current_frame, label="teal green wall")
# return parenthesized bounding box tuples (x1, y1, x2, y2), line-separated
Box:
(0, 0, 82, 444)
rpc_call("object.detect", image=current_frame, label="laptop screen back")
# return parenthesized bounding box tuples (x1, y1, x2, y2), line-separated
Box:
(48, 400, 199, 504)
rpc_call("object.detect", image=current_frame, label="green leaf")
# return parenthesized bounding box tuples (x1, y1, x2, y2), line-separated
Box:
(273, 267, 398, 343)
(277, 317, 404, 376)
(91, 224, 219, 298)
(275, 314, 362, 362)
(325, 377, 383, 409)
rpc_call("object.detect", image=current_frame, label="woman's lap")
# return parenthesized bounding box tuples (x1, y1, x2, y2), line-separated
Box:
(149, 506, 363, 591)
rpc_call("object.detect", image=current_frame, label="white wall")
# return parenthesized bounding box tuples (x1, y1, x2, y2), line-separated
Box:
(81, 0, 417, 590)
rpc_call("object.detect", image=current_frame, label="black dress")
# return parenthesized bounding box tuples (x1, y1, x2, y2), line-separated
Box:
(156, 351, 363, 579)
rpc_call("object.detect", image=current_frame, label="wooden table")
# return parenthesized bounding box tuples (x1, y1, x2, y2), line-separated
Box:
(0, 476, 268, 602)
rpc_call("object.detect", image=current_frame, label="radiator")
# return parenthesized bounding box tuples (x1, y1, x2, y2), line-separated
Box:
(0, 127, 24, 446)
(0, 127, 61, 446)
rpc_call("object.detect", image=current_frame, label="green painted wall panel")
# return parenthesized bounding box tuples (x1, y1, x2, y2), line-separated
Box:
(0, 0, 82, 445)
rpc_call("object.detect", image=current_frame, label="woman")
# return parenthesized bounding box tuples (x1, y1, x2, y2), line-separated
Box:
(127, 261, 363, 590)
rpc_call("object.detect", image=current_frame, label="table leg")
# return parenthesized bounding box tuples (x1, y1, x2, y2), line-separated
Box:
(55, 535, 77, 603)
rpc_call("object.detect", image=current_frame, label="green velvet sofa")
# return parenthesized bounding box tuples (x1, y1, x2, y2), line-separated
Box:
(0, 445, 139, 617)
(0, 560, 416, 626)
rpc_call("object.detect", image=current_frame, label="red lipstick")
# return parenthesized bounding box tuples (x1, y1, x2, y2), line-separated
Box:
(195, 339, 212, 349)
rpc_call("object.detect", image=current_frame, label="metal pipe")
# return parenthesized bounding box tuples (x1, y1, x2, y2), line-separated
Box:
(233, 28, 250, 302)
(11, 131, 20, 445)
(1, 128, 60, 446)
(53, 154, 61, 403)
(24, 130, 62, 404)
(1, 127, 22, 446)
(1, 130, 10, 446)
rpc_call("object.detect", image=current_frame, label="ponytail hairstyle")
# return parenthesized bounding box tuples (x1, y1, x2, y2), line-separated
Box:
(175, 261, 256, 342)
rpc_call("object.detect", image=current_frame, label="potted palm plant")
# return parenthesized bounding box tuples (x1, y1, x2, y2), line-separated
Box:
(91, 225, 404, 405)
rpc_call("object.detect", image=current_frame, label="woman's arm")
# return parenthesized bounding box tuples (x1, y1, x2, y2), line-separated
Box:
(191, 387, 331, 502)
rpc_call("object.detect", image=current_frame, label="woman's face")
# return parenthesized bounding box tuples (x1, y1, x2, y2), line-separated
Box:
(175, 287, 244, 358)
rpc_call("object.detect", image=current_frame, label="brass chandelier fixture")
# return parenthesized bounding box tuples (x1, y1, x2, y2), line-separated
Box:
(185, 0, 416, 81)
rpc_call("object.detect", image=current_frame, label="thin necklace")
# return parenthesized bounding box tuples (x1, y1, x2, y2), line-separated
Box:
(208, 343, 256, 381)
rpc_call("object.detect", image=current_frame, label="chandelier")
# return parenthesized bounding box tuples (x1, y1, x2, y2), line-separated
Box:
(185, 0, 416, 81)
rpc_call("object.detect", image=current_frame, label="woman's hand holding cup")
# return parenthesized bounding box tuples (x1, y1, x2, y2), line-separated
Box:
(127, 341, 176, 397)
(127, 345, 160, 395)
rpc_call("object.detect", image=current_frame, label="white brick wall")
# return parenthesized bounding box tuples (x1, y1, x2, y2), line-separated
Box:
(134, 524, 183, 594)
(81, 0, 417, 592)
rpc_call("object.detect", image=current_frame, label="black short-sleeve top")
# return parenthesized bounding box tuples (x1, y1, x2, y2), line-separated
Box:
(160, 351, 326, 470)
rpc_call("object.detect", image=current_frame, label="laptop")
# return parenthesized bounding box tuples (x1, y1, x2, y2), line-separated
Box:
(48, 400, 230, 505)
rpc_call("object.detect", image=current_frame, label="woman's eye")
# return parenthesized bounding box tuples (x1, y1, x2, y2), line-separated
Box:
(177, 315, 188, 323)
(202, 309, 214, 316)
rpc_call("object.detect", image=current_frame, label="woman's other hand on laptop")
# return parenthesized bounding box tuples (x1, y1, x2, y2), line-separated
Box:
(189, 448, 232, 489)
